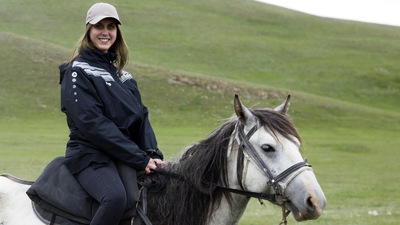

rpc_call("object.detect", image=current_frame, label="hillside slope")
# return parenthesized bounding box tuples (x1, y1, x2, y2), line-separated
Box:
(1, 0, 399, 113)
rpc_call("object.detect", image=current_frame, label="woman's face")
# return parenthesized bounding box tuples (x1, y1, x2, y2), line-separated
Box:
(89, 18, 117, 53)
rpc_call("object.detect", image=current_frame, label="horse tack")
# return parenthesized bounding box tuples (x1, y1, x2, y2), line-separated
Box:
(236, 122, 312, 225)
(0, 174, 34, 185)
(279, 207, 291, 225)
(151, 122, 312, 225)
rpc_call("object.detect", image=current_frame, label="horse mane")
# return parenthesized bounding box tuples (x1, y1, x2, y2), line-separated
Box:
(146, 107, 301, 225)
(146, 120, 236, 225)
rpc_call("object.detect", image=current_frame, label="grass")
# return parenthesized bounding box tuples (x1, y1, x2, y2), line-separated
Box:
(0, 0, 399, 224)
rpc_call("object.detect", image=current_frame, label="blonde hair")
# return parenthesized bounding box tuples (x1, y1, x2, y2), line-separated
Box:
(69, 23, 129, 76)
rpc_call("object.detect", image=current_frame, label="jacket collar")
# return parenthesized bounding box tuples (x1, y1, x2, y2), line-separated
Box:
(79, 47, 117, 64)
(59, 48, 118, 84)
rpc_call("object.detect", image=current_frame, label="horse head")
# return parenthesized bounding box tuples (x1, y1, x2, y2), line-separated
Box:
(232, 94, 326, 221)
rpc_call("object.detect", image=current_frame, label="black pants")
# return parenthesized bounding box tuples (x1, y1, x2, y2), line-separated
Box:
(75, 161, 127, 225)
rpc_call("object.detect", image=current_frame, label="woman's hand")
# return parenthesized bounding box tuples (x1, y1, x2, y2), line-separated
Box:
(144, 158, 165, 174)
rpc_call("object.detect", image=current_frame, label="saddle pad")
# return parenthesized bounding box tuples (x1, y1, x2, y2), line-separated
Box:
(32, 202, 135, 225)
(27, 156, 139, 223)
(33, 202, 85, 225)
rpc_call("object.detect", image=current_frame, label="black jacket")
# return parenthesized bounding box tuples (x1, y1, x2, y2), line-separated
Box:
(59, 48, 163, 174)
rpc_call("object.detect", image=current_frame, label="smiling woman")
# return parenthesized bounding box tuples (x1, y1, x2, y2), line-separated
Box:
(70, 3, 129, 74)
(89, 18, 118, 53)
(54, 2, 165, 225)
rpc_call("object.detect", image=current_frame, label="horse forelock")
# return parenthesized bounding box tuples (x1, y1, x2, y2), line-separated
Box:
(251, 108, 302, 147)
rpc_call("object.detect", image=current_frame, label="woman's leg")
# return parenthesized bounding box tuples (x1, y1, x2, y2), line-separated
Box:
(75, 161, 127, 225)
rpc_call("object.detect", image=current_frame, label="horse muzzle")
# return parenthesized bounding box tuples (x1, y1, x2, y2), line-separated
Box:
(284, 188, 326, 221)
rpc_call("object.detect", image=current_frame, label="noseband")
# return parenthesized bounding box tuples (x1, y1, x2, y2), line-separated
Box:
(236, 123, 312, 224)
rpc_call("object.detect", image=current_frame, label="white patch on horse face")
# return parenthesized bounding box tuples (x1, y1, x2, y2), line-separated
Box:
(253, 126, 303, 172)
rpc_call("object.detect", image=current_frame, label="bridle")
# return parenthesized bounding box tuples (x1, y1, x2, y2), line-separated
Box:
(235, 122, 312, 225)
(147, 122, 312, 225)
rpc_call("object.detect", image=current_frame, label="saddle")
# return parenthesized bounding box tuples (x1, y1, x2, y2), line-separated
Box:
(26, 156, 145, 225)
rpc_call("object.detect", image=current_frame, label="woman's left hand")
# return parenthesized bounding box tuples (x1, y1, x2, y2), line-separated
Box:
(144, 158, 165, 174)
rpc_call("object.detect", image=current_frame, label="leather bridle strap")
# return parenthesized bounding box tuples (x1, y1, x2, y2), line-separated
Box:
(216, 185, 276, 202)
(237, 123, 275, 179)
(270, 161, 310, 187)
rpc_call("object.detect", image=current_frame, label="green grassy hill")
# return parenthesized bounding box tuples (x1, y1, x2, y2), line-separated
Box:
(0, 0, 399, 224)
(2, 0, 399, 112)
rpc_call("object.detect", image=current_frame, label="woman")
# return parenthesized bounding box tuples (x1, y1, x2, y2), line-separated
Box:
(59, 3, 164, 225)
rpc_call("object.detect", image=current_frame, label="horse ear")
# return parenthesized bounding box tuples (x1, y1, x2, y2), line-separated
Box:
(234, 94, 254, 125)
(274, 95, 291, 114)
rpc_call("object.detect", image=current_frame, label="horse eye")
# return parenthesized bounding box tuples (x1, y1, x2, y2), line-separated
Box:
(261, 144, 275, 152)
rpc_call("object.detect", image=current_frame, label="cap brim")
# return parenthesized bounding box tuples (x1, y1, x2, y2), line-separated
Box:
(87, 16, 121, 25)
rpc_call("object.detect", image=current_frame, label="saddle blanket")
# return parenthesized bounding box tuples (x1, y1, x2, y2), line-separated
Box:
(26, 156, 139, 224)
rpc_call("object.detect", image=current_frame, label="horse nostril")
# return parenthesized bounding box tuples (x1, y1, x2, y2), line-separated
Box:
(306, 196, 316, 210)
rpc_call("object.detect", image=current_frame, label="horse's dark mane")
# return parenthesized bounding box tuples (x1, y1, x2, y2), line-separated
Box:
(146, 108, 301, 225)
(146, 120, 236, 225)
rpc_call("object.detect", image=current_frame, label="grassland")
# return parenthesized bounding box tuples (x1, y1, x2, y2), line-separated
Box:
(0, 0, 399, 224)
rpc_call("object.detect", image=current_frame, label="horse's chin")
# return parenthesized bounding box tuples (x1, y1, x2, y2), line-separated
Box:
(285, 202, 307, 222)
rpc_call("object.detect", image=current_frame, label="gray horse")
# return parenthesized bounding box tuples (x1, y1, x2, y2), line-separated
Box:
(0, 95, 326, 225)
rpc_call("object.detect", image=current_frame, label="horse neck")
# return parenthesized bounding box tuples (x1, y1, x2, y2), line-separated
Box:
(208, 193, 250, 225)
(208, 136, 251, 225)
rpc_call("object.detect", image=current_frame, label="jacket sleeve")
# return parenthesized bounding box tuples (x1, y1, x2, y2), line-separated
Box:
(141, 105, 164, 159)
(129, 77, 164, 160)
(61, 68, 151, 170)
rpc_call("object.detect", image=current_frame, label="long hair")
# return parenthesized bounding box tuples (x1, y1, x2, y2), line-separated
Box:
(146, 121, 236, 225)
(68, 22, 129, 75)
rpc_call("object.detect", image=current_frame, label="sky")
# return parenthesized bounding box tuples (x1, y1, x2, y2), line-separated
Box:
(255, 0, 400, 27)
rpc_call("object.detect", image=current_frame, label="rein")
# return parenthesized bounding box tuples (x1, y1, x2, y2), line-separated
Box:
(150, 168, 277, 202)
(0, 174, 34, 185)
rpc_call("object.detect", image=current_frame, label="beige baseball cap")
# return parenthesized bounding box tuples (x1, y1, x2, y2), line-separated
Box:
(86, 2, 121, 25)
